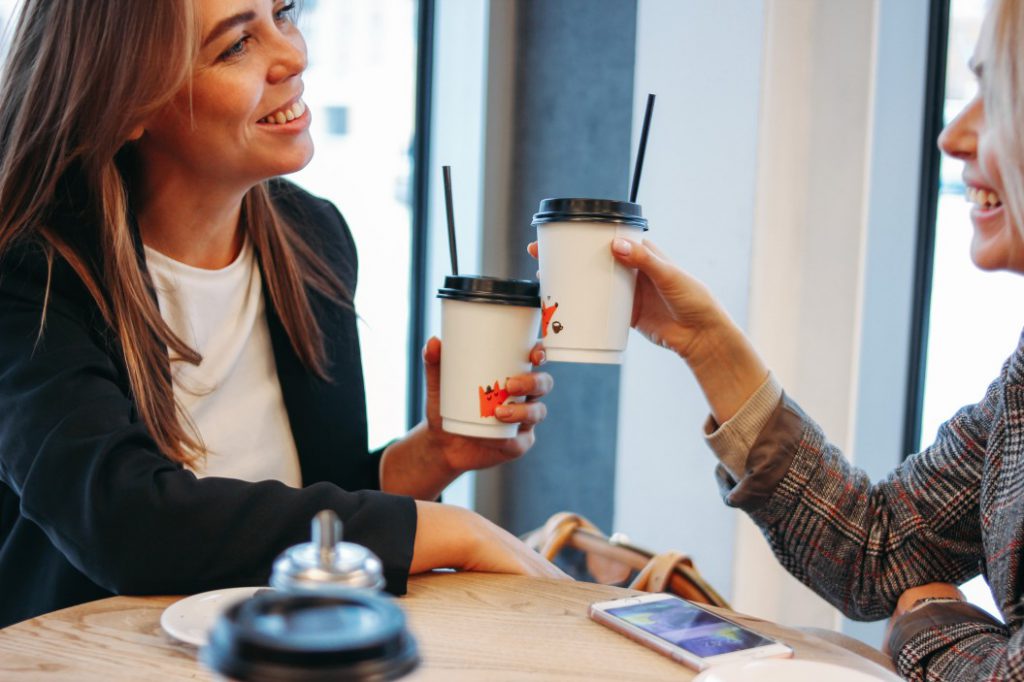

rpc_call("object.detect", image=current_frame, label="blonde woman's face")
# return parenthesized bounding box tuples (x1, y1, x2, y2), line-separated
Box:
(938, 60, 1024, 273)
(138, 0, 312, 192)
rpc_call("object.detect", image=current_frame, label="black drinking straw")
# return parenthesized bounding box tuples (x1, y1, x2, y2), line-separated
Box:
(629, 93, 656, 204)
(442, 165, 459, 276)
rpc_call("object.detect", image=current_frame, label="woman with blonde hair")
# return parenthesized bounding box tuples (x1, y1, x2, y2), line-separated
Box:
(593, 0, 1024, 677)
(0, 0, 560, 628)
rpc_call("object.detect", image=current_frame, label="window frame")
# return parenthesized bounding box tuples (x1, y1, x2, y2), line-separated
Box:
(903, 0, 951, 458)
(407, 0, 436, 428)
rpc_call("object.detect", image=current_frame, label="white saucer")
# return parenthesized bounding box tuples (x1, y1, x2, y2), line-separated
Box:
(694, 659, 889, 682)
(160, 586, 266, 646)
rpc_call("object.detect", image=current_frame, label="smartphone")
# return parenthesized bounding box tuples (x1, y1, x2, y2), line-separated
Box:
(589, 593, 793, 671)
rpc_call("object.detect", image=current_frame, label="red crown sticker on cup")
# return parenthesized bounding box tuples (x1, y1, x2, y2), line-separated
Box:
(478, 379, 510, 417)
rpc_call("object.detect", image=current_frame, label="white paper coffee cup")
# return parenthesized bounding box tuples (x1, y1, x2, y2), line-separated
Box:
(533, 198, 649, 364)
(438, 276, 541, 438)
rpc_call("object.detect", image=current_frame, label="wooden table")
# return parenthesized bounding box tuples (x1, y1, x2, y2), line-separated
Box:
(0, 573, 899, 680)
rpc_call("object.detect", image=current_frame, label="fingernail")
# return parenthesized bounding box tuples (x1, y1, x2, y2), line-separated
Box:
(505, 379, 522, 393)
(537, 350, 546, 365)
(495, 406, 512, 418)
(612, 238, 632, 255)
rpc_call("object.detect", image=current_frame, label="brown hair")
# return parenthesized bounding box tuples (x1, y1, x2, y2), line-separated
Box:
(0, 0, 345, 467)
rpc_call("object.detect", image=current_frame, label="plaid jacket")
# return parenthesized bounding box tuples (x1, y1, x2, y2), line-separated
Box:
(716, 335, 1024, 680)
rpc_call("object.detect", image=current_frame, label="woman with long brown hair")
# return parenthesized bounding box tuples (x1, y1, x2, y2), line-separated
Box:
(0, 0, 560, 628)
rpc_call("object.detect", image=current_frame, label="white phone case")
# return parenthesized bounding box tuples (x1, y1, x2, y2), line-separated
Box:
(589, 593, 793, 671)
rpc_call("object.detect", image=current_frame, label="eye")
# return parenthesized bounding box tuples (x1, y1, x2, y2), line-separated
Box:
(275, 1, 297, 24)
(218, 35, 251, 62)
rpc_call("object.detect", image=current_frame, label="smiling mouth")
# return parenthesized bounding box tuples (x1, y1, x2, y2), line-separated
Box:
(259, 98, 306, 125)
(967, 186, 1003, 210)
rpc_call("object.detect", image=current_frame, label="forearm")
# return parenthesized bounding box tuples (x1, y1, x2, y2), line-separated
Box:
(409, 500, 565, 579)
(717, 396, 983, 619)
(683, 312, 769, 425)
(409, 500, 480, 572)
(22, 454, 417, 595)
(380, 422, 460, 500)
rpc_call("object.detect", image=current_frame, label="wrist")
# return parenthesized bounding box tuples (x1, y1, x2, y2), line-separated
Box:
(416, 420, 464, 479)
(894, 583, 965, 618)
(685, 314, 769, 424)
(907, 596, 964, 613)
(381, 424, 460, 498)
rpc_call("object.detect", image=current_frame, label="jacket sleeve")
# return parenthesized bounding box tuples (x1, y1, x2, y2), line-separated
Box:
(888, 600, 1020, 680)
(716, 384, 998, 621)
(0, 244, 417, 595)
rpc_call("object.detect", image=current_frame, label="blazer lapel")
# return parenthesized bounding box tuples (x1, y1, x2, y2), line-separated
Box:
(264, 284, 374, 490)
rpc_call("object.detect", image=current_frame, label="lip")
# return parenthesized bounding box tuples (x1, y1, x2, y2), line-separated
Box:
(971, 202, 1005, 222)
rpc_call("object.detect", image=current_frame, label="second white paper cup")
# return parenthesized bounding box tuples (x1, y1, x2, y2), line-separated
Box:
(438, 277, 541, 439)
(533, 198, 649, 364)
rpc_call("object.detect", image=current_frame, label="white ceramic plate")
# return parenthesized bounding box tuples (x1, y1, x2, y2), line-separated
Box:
(694, 659, 889, 682)
(160, 586, 266, 647)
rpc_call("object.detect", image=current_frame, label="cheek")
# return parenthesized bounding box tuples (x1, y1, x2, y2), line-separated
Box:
(187, 72, 266, 135)
(977, 131, 1006, 193)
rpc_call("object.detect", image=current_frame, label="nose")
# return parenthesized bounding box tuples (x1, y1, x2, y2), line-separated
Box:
(937, 95, 980, 161)
(267, 29, 307, 84)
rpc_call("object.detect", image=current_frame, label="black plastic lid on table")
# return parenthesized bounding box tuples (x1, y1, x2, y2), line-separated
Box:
(200, 591, 419, 682)
(436, 275, 540, 307)
(531, 198, 649, 230)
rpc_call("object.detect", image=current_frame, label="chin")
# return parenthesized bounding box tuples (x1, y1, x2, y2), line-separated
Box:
(970, 242, 1013, 273)
(266, 137, 314, 177)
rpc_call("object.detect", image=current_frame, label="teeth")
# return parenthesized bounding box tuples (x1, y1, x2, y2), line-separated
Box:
(967, 186, 1003, 210)
(260, 99, 306, 125)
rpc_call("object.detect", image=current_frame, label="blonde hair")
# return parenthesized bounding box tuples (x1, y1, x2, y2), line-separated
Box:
(979, 0, 1024, 238)
(0, 0, 345, 467)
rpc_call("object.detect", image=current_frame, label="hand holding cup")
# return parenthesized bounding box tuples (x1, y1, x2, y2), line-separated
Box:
(530, 237, 724, 361)
(422, 336, 553, 475)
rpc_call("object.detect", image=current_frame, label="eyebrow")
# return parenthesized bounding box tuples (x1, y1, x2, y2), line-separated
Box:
(202, 10, 257, 48)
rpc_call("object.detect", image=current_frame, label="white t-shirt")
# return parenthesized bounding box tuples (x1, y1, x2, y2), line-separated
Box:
(144, 239, 302, 487)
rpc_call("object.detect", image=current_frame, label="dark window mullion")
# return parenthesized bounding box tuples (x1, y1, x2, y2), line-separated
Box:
(903, 0, 950, 458)
(407, 0, 435, 429)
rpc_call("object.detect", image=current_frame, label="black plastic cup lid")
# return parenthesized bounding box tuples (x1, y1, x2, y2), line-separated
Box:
(436, 275, 540, 307)
(200, 591, 419, 682)
(531, 198, 649, 230)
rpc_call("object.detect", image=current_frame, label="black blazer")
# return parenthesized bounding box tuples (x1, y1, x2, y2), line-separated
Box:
(0, 181, 416, 628)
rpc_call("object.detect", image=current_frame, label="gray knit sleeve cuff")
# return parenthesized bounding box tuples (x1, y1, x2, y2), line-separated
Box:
(703, 373, 783, 479)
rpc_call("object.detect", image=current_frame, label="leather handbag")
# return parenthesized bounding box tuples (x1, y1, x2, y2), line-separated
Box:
(522, 511, 730, 609)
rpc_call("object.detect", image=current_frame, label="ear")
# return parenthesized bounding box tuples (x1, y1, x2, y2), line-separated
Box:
(126, 125, 145, 142)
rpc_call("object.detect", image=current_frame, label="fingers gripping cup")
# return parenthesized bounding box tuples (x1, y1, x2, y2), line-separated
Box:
(437, 276, 541, 439)
(533, 198, 649, 364)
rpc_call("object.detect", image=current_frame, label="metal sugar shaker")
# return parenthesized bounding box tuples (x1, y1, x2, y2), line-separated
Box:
(270, 509, 385, 594)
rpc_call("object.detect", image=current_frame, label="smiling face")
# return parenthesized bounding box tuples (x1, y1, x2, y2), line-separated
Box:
(136, 0, 312, 194)
(937, 26, 1024, 273)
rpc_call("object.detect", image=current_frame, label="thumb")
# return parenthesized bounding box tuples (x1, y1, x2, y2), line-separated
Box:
(423, 336, 442, 420)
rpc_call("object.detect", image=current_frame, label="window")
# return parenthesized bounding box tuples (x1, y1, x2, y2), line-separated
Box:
(292, 1, 421, 449)
(915, 0, 1015, 620)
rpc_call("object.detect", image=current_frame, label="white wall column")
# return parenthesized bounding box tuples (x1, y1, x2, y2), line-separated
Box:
(737, 0, 879, 631)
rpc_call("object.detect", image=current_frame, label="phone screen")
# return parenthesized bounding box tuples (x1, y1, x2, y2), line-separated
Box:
(606, 598, 776, 659)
